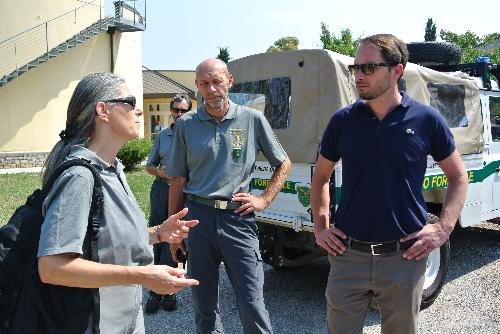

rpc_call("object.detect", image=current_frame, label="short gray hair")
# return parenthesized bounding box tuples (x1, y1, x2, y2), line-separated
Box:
(42, 72, 126, 186)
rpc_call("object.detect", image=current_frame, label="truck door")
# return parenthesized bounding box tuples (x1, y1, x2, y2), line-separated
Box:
(486, 92, 500, 210)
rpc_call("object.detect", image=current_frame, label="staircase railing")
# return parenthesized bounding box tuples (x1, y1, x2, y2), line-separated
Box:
(0, 0, 146, 81)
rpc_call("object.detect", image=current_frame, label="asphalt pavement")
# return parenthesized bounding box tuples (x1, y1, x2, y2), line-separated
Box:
(144, 221, 500, 334)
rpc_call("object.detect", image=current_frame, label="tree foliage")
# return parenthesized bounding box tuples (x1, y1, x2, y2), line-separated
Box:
(424, 18, 437, 41)
(267, 36, 299, 52)
(440, 30, 500, 63)
(216, 47, 231, 63)
(319, 22, 358, 57)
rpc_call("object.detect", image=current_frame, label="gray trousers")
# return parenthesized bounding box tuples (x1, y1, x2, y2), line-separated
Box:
(149, 179, 176, 267)
(326, 248, 427, 334)
(185, 199, 273, 334)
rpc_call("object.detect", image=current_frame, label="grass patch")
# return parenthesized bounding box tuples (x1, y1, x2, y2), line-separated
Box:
(0, 169, 154, 227)
(0, 173, 43, 226)
(125, 169, 155, 220)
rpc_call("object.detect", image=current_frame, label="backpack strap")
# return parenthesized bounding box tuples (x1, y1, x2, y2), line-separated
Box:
(44, 158, 103, 334)
(44, 158, 103, 261)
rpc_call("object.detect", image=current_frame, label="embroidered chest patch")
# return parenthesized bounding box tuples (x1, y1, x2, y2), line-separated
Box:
(230, 128, 245, 158)
(230, 128, 245, 148)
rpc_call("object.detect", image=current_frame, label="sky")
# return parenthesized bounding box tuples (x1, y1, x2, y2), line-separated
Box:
(141, 0, 498, 71)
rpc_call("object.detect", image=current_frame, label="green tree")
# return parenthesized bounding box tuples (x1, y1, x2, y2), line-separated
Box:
(440, 29, 499, 63)
(424, 18, 437, 41)
(320, 22, 358, 57)
(267, 36, 299, 52)
(483, 33, 500, 45)
(216, 47, 231, 63)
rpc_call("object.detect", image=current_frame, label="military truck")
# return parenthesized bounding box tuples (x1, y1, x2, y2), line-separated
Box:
(227, 49, 500, 308)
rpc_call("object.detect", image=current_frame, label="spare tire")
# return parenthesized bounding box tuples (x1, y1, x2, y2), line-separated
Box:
(407, 42, 462, 66)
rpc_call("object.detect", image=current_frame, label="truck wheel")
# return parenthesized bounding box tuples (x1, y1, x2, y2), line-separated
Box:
(407, 42, 462, 65)
(420, 240, 450, 309)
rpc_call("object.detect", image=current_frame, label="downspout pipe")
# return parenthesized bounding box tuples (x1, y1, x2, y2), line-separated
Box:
(108, 27, 116, 72)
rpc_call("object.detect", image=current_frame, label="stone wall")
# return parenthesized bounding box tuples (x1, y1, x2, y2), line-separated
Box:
(0, 152, 48, 169)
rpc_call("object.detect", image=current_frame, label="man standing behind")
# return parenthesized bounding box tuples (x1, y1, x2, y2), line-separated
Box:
(311, 34, 468, 334)
(154, 119, 165, 134)
(144, 93, 192, 313)
(167, 58, 291, 333)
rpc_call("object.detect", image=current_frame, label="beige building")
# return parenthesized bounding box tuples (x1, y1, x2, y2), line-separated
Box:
(142, 68, 197, 137)
(158, 70, 196, 92)
(0, 0, 146, 168)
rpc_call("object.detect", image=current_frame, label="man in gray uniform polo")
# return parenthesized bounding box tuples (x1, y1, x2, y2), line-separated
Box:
(144, 93, 192, 313)
(167, 58, 291, 334)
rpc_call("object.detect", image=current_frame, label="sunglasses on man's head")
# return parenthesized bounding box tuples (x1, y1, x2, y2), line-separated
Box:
(105, 96, 136, 109)
(348, 62, 399, 75)
(171, 108, 189, 113)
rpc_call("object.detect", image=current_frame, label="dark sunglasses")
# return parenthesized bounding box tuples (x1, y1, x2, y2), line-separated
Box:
(348, 62, 399, 75)
(105, 96, 136, 108)
(171, 108, 189, 113)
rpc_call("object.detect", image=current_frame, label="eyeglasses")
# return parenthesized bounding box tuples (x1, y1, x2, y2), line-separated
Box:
(171, 108, 189, 113)
(348, 63, 399, 75)
(105, 96, 136, 109)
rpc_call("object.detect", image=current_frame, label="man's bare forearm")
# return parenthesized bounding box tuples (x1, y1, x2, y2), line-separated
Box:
(145, 165, 159, 177)
(260, 158, 291, 205)
(437, 150, 468, 234)
(439, 174, 468, 233)
(169, 176, 187, 216)
(311, 155, 336, 233)
(311, 177, 331, 233)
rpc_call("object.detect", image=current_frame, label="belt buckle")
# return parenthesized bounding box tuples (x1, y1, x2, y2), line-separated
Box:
(370, 243, 384, 255)
(214, 200, 228, 210)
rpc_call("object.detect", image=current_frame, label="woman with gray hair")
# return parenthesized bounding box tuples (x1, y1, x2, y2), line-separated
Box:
(37, 72, 199, 333)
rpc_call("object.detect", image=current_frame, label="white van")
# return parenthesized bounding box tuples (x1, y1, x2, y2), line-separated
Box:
(227, 49, 500, 308)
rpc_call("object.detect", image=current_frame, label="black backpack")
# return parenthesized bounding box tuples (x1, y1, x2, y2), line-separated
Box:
(0, 158, 103, 334)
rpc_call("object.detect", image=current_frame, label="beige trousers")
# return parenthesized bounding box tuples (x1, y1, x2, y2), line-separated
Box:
(326, 248, 427, 334)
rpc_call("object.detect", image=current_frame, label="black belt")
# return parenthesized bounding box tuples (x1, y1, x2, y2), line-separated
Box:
(344, 237, 415, 255)
(187, 194, 241, 210)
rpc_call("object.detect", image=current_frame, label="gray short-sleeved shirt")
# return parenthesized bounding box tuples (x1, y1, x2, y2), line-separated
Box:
(38, 146, 153, 333)
(146, 126, 174, 169)
(167, 101, 288, 199)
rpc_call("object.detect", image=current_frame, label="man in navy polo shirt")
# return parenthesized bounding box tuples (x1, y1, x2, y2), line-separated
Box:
(311, 34, 468, 334)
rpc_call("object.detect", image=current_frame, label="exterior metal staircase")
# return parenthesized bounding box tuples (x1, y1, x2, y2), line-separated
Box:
(0, 18, 114, 87)
(0, 0, 146, 87)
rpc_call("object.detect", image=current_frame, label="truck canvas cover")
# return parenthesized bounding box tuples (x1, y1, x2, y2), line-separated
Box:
(227, 49, 484, 163)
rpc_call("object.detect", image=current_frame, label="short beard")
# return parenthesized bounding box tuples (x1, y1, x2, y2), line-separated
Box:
(357, 84, 391, 101)
(206, 96, 226, 110)
(358, 91, 377, 100)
